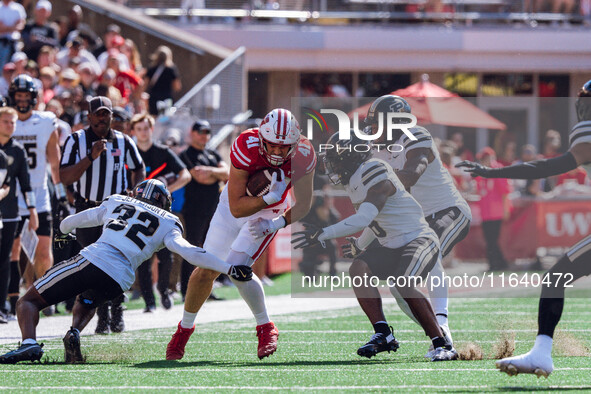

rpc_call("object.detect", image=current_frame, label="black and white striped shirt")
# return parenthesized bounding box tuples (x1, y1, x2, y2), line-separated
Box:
(60, 128, 143, 202)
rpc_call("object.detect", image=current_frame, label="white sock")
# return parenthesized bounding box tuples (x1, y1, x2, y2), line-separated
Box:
(531, 334, 553, 356)
(231, 274, 270, 326)
(22, 338, 37, 345)
(428, 260, 449, 319)
(436, 314, 448, 328)
(181, 310, 197, 329)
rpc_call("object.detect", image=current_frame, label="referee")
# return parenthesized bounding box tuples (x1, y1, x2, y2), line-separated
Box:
(59, 96, 145, 333)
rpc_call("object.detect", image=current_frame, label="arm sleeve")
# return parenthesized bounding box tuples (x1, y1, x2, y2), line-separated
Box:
(59, 205, 107, 234)
(319, 202, 379, 241)
(163, 230, 232, 274)
(60, 133, 79, 167)
(17, 147, 33, 194)
(357, 227, 377, 250)
(487, 152, 578, 180)
(124, 135, 144, 170)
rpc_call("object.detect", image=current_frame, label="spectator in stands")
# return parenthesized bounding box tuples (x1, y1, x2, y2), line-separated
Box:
(78, 63, 96, 97)
(56, 36, 101, 76)
(54, 68, 79, 97)
(36, 45, 59, 74)
(513, 144, 542, 196)
(105, 50, 143, 109)
(144, 45, 181, 116)
(97, 35, 129, 72)
(39, 66, 56, 104)
(475, 147, 512, 271)
(497, 140, 517, 167)
(111, 106, 131, 136)
(0, 62, 15, 96)
(21, 0, 58, 62)
(178, 120, 229, 299)
(92, 24, 121, 58)
(96, 68, 123, 108)
(11, 52, 27, 75)
(131, 113, 191, 312)
(450, 131, 475, 162)
(122, 38, 143, 74)
(0, 0, 26, 69)
(45, 98, 71, 146)
(61, 5, 94, 47)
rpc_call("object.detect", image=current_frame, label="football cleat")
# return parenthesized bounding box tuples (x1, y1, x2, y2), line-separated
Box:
(166, 322, 195, 360)
(425, 324, 454, 359)
(63, 327, 84, 363)
(357, 332, 399, 359)
(495, 351, 554, 378)
(430, 346, 459, 362)
(95, 304, 110, 334)
(160, 290, 173, 310)
(0, 342, 44, 364)
(256, 321, 279, 359)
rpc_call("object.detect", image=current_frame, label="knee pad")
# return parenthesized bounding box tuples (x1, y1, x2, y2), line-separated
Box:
(77, 294, 99, 309)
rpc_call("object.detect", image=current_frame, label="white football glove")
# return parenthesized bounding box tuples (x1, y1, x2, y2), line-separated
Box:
(248, 216, 287, 239)
(262, 170, 287, 206)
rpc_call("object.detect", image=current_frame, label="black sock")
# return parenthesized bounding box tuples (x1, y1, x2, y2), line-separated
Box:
(432, 336, 446, 349)
(373, 322, 391, 336)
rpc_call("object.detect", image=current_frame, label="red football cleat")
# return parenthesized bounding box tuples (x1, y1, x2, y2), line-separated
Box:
(256, 321, 279, 359)
(166, 322, 195, 360)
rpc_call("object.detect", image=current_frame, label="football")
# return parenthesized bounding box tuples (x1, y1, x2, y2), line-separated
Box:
(246, 168, 281, 197)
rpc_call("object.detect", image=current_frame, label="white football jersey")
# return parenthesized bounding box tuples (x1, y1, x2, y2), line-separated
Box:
(374, 126, 471, 219)
(569, 120, 591, 179)
(60, 195, 231, 290)
(14, 111, 57, 215)
(345, 159, 437, 249)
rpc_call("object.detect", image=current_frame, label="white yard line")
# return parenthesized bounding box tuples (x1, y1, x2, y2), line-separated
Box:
(0, 295, 361, 345)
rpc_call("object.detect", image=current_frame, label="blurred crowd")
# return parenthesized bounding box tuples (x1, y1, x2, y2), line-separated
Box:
(0, 1, 182, 138)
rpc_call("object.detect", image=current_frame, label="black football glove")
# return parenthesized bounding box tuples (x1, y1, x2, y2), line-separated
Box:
(292, 224, 326, 249)
(54, 230, 76, 249)
(455, 160, 492, 178)
(342, 237, 363, 259)
(228, 265, 253, 282)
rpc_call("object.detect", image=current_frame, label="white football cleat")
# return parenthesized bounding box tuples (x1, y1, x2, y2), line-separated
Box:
(425, 324, 453, 359)
(495, 351, 554, 378)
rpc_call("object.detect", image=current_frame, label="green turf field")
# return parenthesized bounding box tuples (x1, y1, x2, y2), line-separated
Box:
(1, 296, 590, 392)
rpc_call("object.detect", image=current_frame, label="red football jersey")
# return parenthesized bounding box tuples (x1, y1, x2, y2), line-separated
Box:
(231, 128, 317, 207)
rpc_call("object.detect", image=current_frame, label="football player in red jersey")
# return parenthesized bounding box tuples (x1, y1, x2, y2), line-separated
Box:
(166, 109, 316, 360)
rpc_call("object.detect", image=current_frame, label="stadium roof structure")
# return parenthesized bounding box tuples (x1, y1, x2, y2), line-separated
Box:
(351, 74, 506, 130)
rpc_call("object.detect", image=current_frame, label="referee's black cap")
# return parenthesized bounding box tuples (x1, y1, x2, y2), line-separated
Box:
(88, 96, 113, 114)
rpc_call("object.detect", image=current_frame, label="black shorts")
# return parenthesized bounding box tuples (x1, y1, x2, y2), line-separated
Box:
(17, 212, 53, 237)
(357, 237, 439, 280)
(425, 207, 471, 258)
(34, 254, 123, 308)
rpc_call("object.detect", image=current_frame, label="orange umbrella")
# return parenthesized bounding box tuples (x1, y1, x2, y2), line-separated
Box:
(350, 75, 506, 130)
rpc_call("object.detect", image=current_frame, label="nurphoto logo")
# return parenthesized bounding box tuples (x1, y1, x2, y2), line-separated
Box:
(303, 107, 418, 154)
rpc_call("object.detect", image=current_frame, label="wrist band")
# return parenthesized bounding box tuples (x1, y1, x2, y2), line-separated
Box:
(55, 182, 67, 200)
(25, 191, 36, 209)
(87, 154, 94, 163)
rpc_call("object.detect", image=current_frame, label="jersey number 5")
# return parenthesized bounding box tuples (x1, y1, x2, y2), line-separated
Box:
(106, 204, 160, 250)
(24, 143, 37, 170)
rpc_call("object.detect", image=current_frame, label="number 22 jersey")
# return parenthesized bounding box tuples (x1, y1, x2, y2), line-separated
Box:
(59, 195, 230, 290)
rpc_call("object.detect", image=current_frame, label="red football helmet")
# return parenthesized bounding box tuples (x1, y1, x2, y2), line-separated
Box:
(258, 108, 301, 167)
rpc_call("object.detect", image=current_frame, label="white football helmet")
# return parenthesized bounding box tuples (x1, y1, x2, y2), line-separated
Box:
(258, 108, 301, 167)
